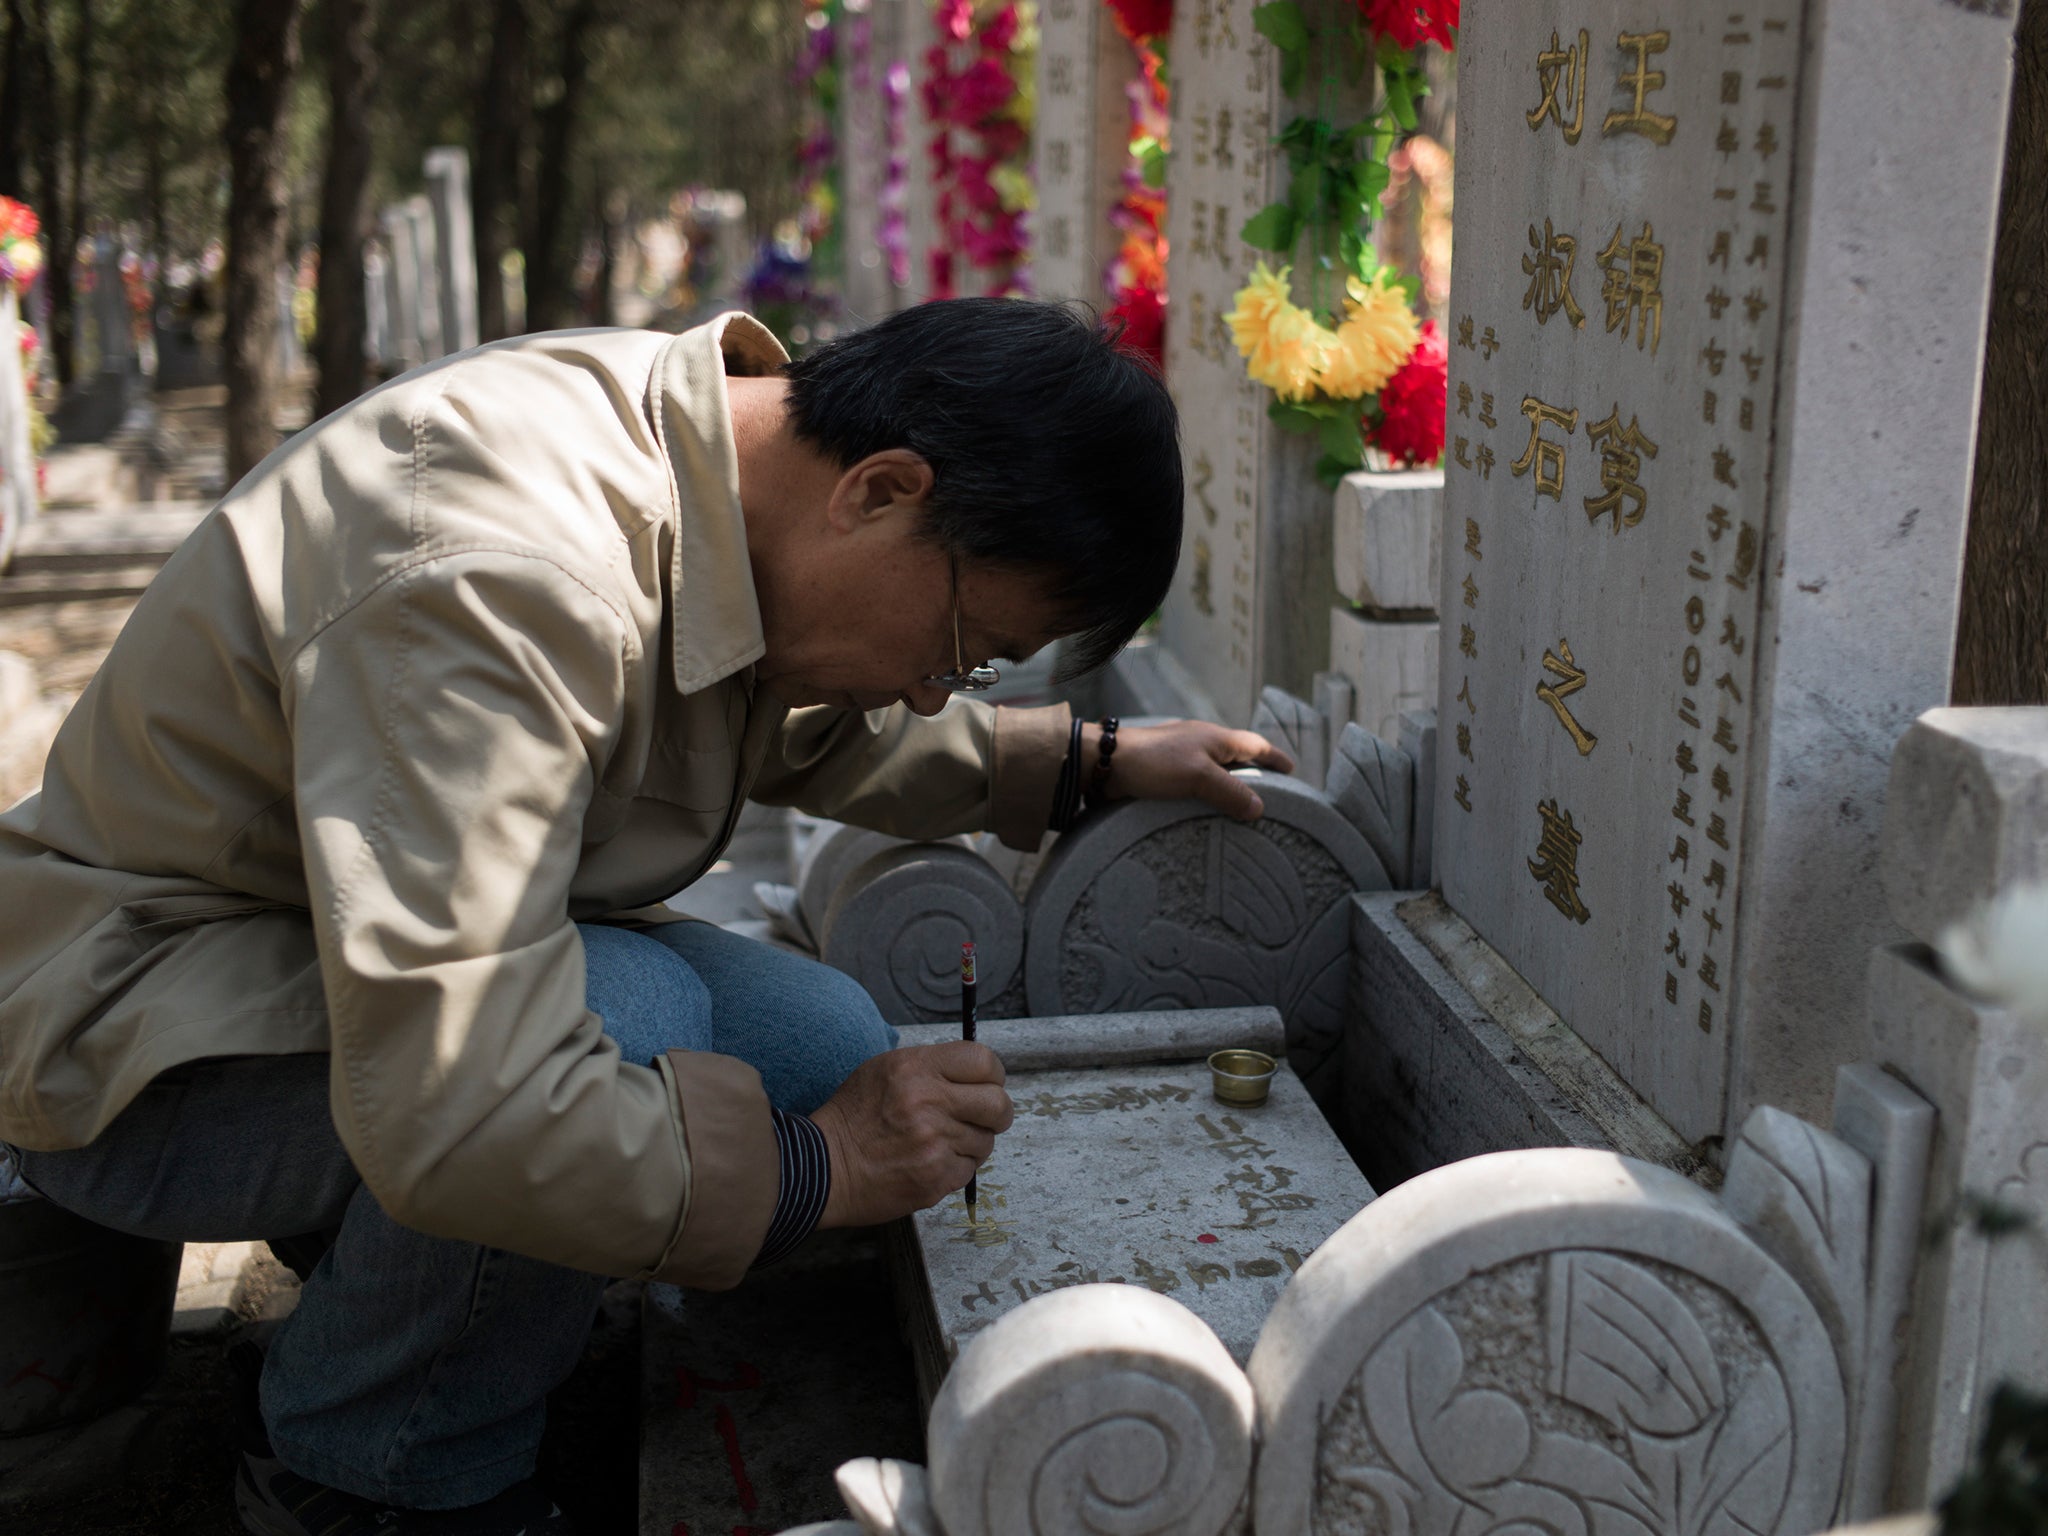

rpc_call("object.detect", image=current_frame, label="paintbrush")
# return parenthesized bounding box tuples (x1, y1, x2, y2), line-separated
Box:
(961, 940, 978, 1219)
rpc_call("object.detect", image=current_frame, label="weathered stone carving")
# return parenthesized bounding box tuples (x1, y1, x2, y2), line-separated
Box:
(820, 845, 1027, 1026)
(1023, 771, 1389, 1087)
(1324, 723, 1415, 893)
(924, 1285, 1255, 1536)
(1247, 1148, 1847, 1536)
(1723, 1106, 1871, 1384)
(1251, 686, 1331, 791)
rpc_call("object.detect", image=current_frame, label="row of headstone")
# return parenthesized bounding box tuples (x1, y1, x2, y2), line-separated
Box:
(368, 147, 479, 374)
(1011, 0, 2036, 1504)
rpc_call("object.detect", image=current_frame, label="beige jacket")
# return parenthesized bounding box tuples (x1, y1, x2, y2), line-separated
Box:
(0, 315, 1068, 1287)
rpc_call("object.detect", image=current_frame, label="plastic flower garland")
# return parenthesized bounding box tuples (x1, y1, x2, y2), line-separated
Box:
(794, 0, 843, 290)
(1227, 0, 1454, 481)
(923, 0, 1037, 298)
(0, 197, 43, 294)
(881, 61, 912, 288)
(1103, 0, 1170, 369)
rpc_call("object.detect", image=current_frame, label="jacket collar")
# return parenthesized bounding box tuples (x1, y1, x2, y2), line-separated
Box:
(648, 311, 790, 694)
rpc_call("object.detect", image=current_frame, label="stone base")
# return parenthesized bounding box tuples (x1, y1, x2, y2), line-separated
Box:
(1341, 890, 1711, 1192)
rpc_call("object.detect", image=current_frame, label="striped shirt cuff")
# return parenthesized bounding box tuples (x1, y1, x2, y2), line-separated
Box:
(756, 1107, 832, 1267)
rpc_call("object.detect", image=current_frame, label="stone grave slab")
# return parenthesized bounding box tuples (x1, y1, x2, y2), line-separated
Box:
(424, 147, 480, 355)
(888, 1007, 1375, 1406)
(1433, 0, 2018, 1142)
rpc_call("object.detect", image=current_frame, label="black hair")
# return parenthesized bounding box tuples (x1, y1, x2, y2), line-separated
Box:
(780, 298, 1183, 678)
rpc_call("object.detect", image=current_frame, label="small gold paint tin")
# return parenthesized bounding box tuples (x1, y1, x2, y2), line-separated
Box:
(1208, 1048, 1277, 1106)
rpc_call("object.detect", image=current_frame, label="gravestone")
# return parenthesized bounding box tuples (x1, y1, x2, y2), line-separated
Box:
(381, 205, 423, 370)
(400, 196, 445, 362)
(0, 289, 35, 570)
(93, 241, 131, 376)
(1029, 0, 1134, 307)
(890, 1007, 1375, 1404)
(1431, 0, 2020, 1142)
(362, 243, 393, 372)
(1022, 770, 1388, 1092)
(274, 265, 301, 381)
(838, 0, 889, 322)
(1155, 0, 1370, 725)
(423, 146, 480, 355)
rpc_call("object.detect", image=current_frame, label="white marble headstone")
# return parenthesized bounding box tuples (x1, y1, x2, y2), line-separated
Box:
(423, 146, 480, 355)
(1434, 0, 2018, 1141)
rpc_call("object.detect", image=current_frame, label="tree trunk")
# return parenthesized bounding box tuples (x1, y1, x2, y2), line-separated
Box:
(1952, 0, 2048, 707)
(27, 0, 69, 387)
(473, 0, 528, 340)
(0, 0, 27, 199)
(222, 0, 305, 482)
(314, 0, 376, 419)
(524, 0, 599, 332)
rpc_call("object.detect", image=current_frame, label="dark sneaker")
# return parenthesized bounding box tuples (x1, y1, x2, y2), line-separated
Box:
(236, 1451, 577, 1535)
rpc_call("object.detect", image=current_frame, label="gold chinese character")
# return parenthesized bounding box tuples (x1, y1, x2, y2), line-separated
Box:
(1596, 221, 1664, 353)
(1464, 517, 1483, 559)
(1456, 722, 1473, 759)
(1457, 314, 1475, 349)
(1583, 407, 1659, 531)
(1454, 774, 1473, 812)
(1526, 29, 1590, 143)
(1191, 537, 1214, 616)
(1479, 392, 1497, 427)
(1476, 444, 1496, 479)
(1528, 798, 1592, 924)
(1462, 573, 1479, 608)
(1456, 382, 1473, 417)
(1605, 31, 1677, 143)
(1459, 622, 1477, 659)
(1535, 638, 1598, 756)
(1522, 218, 1585, 327)
(1480, 326, 1501, 358)
(1191, 452, 1218, 526)
(1456, 675, 1476, 713)
(1511, 396, 1580, 500)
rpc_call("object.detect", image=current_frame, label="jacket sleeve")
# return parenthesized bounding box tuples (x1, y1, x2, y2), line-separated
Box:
(286, 549, 776, 1287)
(750, 699, 1072, 851)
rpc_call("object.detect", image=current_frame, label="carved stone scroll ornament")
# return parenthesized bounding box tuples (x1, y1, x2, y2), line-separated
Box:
(820, 844, 1027, 1026)
(923, 1285, 1256, 1536)
(1247, 1149, 1847, 1536)
(1023, 772, 1389, 1089)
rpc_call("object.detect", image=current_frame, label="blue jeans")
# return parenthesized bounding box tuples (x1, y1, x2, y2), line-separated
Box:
(17, 920, 893, 1509)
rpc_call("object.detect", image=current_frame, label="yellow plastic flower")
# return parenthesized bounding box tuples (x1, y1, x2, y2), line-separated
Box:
(1227, 263, 1335, 404)
(1319, 269, 1422, 400)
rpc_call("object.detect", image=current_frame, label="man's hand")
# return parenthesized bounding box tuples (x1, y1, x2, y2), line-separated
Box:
(808, 1042, 1013, 1228)
(1090, 719, 1295, 820)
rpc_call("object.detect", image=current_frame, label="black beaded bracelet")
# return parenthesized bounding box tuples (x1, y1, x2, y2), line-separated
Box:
(1049, 715, 1087, 832)
(1090, 716, 1120, 801)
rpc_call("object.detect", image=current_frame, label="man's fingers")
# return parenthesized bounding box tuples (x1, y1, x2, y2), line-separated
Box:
(1223, 728, 1295, 775)
(947, 1081, 1015, 1134)
(1191, 764, 1266, 821)
(924, 1040, 1007, 1085)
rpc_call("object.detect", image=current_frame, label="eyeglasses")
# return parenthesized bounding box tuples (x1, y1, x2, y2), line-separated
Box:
(924, 556, 1001, 694)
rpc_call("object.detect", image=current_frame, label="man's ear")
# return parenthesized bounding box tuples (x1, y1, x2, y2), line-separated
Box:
(825, 449, 935, 533)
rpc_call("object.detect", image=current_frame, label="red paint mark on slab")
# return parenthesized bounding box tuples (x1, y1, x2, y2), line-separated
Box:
(715, 1404, 758, 1513)
(671, 1523, 692, 1536)
(1195, 1233, 1219, 1244)
(674, 1361, 763, 1409)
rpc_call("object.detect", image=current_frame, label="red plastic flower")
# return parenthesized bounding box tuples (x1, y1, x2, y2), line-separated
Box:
(937, 0, 974, 42)
(1109, 0, 1174, 43)
(1357, 0, 1457, 50)
(1108, 286, 1166, 369)
(0, 197, 40, 243)
(948, 57, 1016, 124)
(1374, 320, 1448, 466)
(980, 2, 1020, 52)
